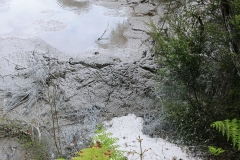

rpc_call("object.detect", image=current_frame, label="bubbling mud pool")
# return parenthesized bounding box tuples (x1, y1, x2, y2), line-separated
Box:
(0, 0, 128, 54)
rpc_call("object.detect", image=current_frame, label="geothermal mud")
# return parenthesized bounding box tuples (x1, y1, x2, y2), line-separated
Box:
(0, 0, 165, 159)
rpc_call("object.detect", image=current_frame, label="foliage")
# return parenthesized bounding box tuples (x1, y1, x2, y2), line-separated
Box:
(18, 134, 49, 160)
(230, 0, 240, 35)
(208, 146, 225, 156)
(0, 118, 30, 138)
(91, 125, 126, 160)
(92, 125, 119, 149)
(72, 142, 112, 160)
(58, 125, 126, 160)
(150, 0, 240, 158)
(0, 118, 49, 159)
(211, 119, 240, 150)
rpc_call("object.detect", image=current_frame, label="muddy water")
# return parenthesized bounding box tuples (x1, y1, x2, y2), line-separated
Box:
(0, 0, 127, 54)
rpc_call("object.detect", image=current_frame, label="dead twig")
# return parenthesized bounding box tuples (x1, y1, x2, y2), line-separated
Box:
(98, 22, 109, 41)
(0, 74, 4, 82)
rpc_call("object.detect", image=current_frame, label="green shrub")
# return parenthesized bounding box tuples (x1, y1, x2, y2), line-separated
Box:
(149, 0, 240, 158)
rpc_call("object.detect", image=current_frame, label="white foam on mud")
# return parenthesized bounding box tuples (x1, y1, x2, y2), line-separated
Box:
(104, 114, 201, 160)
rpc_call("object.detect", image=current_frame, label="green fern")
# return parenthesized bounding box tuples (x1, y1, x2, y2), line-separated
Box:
(91, 125, 126, 160)
(208, 146, 225, 156)
(58, 125, 126, 160)
(72, 143, 111, 160)
(92, 125, 119, 149)
(211, 119, 240, 150)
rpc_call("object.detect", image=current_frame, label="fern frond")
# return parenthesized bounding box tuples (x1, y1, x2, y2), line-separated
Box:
(211, 119, 240, 150)
(225, 119, 231, 140)
(208, 146, 225, 156)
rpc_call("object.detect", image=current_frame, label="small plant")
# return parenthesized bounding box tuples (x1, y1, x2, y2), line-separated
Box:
(0, 118, 49, 159)
(72, 141, 113, 160)
(128, 136, 151, 160)
(208, 146, 225, 156)
(18, 134, 49, 160)
(58, 125, 126, 160)
(92, 125, 118, 149)
(90, 125, 126, 160)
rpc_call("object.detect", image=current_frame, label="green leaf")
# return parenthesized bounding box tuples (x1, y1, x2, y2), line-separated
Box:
(208, 146, 225, 156)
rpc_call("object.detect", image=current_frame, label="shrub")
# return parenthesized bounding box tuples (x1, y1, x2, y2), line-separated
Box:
(149, 0, 240, 158)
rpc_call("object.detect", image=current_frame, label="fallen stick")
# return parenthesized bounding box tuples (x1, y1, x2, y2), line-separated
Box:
(98, 22, 109, 41)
